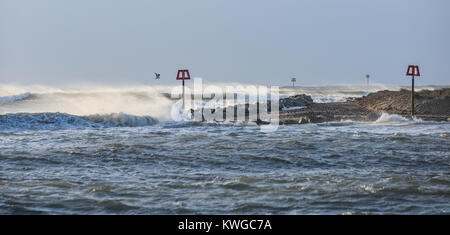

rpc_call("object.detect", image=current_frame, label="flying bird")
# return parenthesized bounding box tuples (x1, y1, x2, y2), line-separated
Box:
(154, 73, 161, 80)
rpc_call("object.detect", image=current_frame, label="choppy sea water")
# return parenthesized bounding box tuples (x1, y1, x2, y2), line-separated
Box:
(0, 116, 449, 214)
(0, 85, 449, 214)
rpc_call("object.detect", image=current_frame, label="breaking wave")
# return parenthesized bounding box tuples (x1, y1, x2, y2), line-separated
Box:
(0, 93, 33, 103)
(374, 112, 422, 124)
(0, 112, 158, 130)
(0, 85, 175, 121)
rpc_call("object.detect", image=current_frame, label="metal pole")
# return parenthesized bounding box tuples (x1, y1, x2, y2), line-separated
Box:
(182, 79, 185, 110)
(411, 76, 415, 116)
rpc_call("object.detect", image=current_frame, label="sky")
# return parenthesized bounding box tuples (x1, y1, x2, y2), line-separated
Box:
(0, 0, 449, 87)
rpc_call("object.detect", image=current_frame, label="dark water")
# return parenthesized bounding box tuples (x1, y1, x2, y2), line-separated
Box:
(0, 114, 449, 214)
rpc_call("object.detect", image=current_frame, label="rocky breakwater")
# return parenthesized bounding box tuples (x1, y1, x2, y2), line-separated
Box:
(279, 95, 379, 124)
(357, 88, 450, 121)
(279, 88, 450, 124)
(190, 88, 449, 124)
(279, 94, 314, 109)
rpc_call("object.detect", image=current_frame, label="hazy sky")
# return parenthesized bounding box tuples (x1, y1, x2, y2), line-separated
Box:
(1, 0, 449, 86)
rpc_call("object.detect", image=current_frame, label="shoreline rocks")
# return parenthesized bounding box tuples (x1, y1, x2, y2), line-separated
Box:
(278, 88, 449, 124)
(279, 94, 314, 110)
(188, 88, 449, 124)
(279, 101, 381, 124)
(357, 89, 450, 116)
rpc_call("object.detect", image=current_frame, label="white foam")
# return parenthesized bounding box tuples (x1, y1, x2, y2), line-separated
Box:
(282, 106, 305, 111)
(170, 100, 193, 122)
(374, 113, 412, 124)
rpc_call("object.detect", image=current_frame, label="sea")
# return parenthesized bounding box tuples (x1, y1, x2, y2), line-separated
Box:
(0, 84, 449, 214)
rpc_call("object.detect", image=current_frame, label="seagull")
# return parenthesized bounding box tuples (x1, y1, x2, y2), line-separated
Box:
(154, 73, 161, 80)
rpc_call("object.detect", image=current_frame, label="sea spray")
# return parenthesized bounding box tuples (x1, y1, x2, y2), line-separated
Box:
(375, 112, 423, 124)
(0, 86, 174, 120)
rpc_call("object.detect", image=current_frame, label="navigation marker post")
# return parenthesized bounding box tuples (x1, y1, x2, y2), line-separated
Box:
(176, 69, 191, 110)
(406, 65, 420, 117)
(291, 78, 296, 88)
(366, 74, 370, 89)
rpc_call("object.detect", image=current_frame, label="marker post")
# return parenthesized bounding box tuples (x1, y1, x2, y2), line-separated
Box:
(406, 65, 420, 117)
(291, 78, 296, 89)
(176, 69, 191, 110)
(366, 74, 370, 89)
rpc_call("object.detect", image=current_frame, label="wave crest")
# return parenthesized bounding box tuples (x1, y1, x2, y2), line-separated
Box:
(0, 112, 157, 130)
(86, 113, 157, 127)
(374, 113, 422, 124)
(0, 93, 33, 103)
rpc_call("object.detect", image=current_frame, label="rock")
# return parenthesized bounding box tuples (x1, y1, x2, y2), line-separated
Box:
(357, 88, 450, 116)
(345, 97, 362, 102)
(279, 94, 314, 110)
(279, 101, 381, 124)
